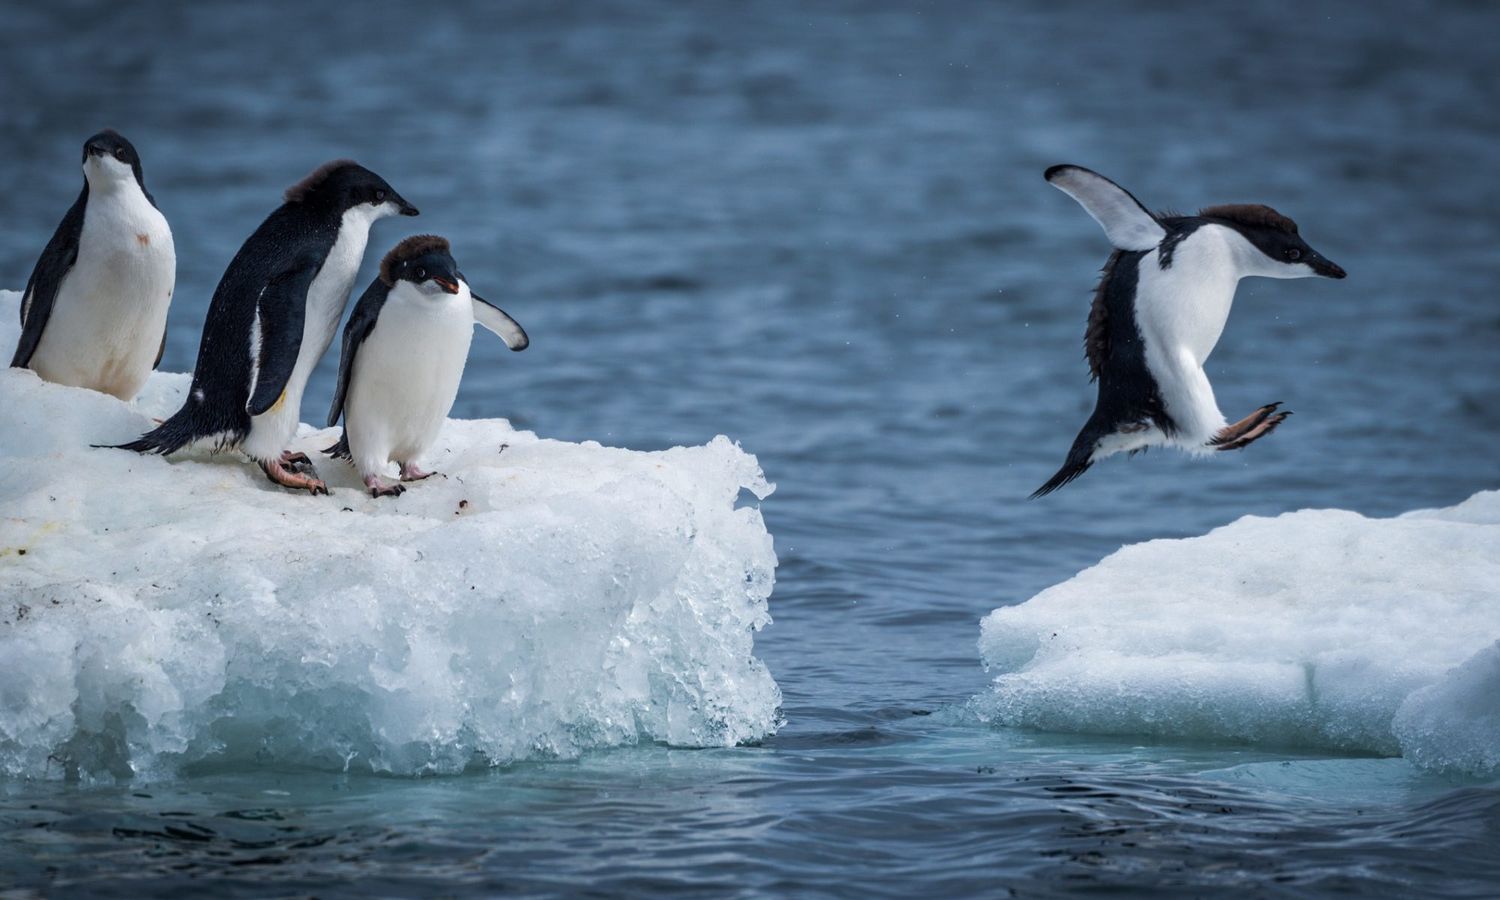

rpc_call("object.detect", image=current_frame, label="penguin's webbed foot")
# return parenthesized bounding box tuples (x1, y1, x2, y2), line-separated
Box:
(1211, 402, 1291, 452)
(364, 474, 406, 498)
(280, 450, 317, 475)
(399, 462, 437, 482)
(261, 458, 329, 495)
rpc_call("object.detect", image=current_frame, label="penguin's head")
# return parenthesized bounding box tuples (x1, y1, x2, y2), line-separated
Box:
(380, 235, 465, 297)
(81, 129, 145, 187)
(284, 160, 420, 218)
(1201, 204, 1347, 281)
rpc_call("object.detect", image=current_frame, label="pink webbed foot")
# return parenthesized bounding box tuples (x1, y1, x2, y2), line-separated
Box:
(280, 450, 317, 474)
(399, 462, 437, 482)
(1210, 402, 1292, 452)
(261, 458, 328, 495)
(365, 474, 406, 498)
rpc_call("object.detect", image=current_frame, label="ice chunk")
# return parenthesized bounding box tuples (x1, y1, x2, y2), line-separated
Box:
(0, 291, 779, 780)
(975, 492, 1500, 777)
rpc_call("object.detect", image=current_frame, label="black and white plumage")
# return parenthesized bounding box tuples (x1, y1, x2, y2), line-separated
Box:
(1032, 165, 1347, 498)
(114, 159, 417, 494)
(324, 235, 528, 497)
(11, 130, 174, 400)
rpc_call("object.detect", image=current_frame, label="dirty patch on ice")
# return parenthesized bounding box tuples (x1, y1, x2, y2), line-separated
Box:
(0, 291, 780, 780)
(974, 491, 1500, 778)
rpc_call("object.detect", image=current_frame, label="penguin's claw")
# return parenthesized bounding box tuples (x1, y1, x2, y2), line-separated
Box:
(261, 458, 329, 495)
(1210, 402, 1284, 448)
(364, 475, 405, 498)
(1213, 409, 1291, 452)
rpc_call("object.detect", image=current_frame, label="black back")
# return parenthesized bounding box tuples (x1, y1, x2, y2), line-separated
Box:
(1033, 250, 1173, 498)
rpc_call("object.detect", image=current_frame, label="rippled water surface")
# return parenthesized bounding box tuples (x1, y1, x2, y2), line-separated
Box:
(3, 1, 1500, 895)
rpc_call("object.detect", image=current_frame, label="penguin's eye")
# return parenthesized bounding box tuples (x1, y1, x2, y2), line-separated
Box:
(415, 267, 427, 280)
(375, 189, 387, 203)
(1286, 248, 1302, 261)
(113, 148, 127, 161)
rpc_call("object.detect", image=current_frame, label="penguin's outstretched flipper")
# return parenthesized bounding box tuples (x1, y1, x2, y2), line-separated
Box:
(472, 293, 529, 351)
(1045, 165, 1166, 252)
(246, 261, 318, 417)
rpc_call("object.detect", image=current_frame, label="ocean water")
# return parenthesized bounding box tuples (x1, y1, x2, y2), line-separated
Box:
(3, 0, 1500, 896)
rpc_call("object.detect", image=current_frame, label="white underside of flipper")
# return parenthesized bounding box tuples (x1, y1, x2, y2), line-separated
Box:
(344, 280, 474, 481)
(1046, 165, 1166, 252)
(28, 166, 175, 401)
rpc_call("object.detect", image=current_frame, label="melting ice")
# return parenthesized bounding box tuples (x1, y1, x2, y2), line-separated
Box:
(976, 489, 1500, 777)
(0, 292, 780, 780)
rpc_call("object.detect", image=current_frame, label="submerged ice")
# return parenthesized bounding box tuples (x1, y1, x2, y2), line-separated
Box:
(976, 490, 1500, 777)
(0, 291, 780, 780)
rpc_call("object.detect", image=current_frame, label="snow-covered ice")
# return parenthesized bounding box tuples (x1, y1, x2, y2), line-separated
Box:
(0, 291, 780, 780)
(976, 491, 1500, 777)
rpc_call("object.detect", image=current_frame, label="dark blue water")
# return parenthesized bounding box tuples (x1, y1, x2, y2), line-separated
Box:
(3, 1, 1500, 895)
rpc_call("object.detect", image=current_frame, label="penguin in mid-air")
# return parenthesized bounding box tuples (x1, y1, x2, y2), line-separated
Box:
(11, 129, 175, 400)
(114, 160, 417, 494)
(1032, 165, 1347, 498)
(324, 235, 528, 497)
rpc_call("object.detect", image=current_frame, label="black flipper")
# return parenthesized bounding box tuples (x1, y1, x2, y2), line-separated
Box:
(246, 259, 319, 417)
(471, 292, 529, 351)
(327, 278, 388, 427)
(11, 186, 87, 368)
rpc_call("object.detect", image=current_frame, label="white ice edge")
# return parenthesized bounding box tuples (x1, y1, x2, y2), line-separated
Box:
(975, 490, 1500, 778)
(0, 291, 781, 780)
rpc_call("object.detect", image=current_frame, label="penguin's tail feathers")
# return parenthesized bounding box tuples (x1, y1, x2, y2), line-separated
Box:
(1030, 431, 1098, 499)
(102, 397, 239, 456)
(322, 431, 352, 461)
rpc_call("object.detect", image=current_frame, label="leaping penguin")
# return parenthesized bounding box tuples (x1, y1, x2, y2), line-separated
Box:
(114, 159, 417, 494)
(1032, 165, 1346, 498)
(324, 235, 528, 497)
(11, 130, 175, 400)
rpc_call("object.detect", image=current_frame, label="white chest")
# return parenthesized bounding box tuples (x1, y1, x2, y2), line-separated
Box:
(1133, 226, 1242, 366)
(346, 283, 475, 462)
(30, 183, 175, 399)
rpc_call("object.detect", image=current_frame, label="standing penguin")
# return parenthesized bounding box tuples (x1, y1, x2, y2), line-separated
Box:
(324, 235, 528, 497)
(11, 130, 175, 400)
(114, 160, 417, 494)
(1032, 165, 1347, 498)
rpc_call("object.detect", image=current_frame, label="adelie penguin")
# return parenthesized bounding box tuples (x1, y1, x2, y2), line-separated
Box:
(114, 160, 418, 494)
(11, 130, 175, 401)
(1031, 165, 1347, 498)
(324, 235, 528, 497)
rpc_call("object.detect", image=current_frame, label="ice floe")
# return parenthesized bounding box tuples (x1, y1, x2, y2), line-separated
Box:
(0, 291, 780, 780)
(976, 491, 1500, 777)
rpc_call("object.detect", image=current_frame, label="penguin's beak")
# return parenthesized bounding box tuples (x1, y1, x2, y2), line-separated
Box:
(398, 199, 420, 217)
(433, 277, 460, 294)
(1308, 253, 1347, 279)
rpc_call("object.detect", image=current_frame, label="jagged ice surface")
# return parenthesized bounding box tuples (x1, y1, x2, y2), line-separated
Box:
(976, 491, 1500, 777)
(0, 291, 780, 780)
